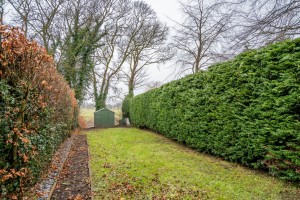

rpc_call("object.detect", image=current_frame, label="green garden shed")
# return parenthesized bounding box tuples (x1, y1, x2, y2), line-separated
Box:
(94, 108, 115, 128)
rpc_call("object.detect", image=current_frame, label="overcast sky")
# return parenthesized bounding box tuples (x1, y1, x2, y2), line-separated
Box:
(146, 0, 181, 24)
(137, 0, 182, 89)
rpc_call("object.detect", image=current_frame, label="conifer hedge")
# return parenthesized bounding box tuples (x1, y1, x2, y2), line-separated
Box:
(0, 26, 78, 198)
(129, 39, 300, 182)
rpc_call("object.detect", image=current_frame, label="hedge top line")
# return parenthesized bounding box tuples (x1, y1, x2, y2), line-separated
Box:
(136, 38, 300, 97)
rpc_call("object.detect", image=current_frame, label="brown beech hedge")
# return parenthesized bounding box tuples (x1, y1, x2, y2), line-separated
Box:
(0, 26, 78, 198)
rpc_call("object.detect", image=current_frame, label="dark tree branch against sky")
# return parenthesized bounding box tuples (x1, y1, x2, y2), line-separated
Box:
(122, 1, 173, 95)
(4, 0, 300, 106)
(229, 0, 300, 51)
(172, 0, 234, 76)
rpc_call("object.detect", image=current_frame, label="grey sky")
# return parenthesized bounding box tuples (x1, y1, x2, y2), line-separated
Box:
(145, 0, 181, 24)
(135, 0, 182, 93)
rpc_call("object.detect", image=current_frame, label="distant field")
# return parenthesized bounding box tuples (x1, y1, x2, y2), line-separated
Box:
(86, 128, 299, 200)
(80, 108, 95, 122)
(112, 108, 122, 121)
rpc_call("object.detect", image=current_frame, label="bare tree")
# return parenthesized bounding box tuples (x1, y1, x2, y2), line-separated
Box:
(58, 0, 114, 104)
(231, 0, 300, 50)
(92, 0, 132, 110)
(172, 0, 233, 75)
(123, 1, 172, 95)
(7, 0, 34, 37)
(7, 0, 172, 108)
(31, 0, 65, 54)
(9, 0, 117, 105)
(92, 1, 172, 109)
(8, 0, 64, 53)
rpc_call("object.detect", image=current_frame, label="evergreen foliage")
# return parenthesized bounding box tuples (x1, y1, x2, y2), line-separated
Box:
(122, 92, 133, 118)
(130, 39, 300, 182)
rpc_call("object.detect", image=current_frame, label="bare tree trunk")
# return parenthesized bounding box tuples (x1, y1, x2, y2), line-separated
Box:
(95, 81, 109, 110)
(0, 0, 4, 24)
(128, 73, 135, 95)
(122, 1, 171, 95)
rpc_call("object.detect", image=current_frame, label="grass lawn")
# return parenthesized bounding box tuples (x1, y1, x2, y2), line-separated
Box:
(86, 128, 299, 200)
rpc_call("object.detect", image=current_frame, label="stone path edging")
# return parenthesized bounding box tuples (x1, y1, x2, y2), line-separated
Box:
(86, 139, 94, 200)
(35, 136, 74, 200)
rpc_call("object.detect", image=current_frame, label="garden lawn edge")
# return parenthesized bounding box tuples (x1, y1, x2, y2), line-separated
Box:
(87, 135, 94, 200)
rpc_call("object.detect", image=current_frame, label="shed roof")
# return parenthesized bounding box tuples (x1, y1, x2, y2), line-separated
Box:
(94, 107, 115, 113)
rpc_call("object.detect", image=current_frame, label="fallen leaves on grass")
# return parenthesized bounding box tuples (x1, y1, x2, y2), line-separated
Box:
(103, 163, 112, 168)
(73, 194, 84, 200)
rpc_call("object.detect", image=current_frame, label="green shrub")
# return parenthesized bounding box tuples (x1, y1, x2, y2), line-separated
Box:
(129, 39, 300, 182)
(122, 93, 133, 119)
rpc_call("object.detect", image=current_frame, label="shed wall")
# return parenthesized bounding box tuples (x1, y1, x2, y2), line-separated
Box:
(94, 109, 115, 128)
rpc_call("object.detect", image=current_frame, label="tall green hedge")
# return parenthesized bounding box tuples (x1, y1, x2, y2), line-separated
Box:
(129, 39, 300, 182)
